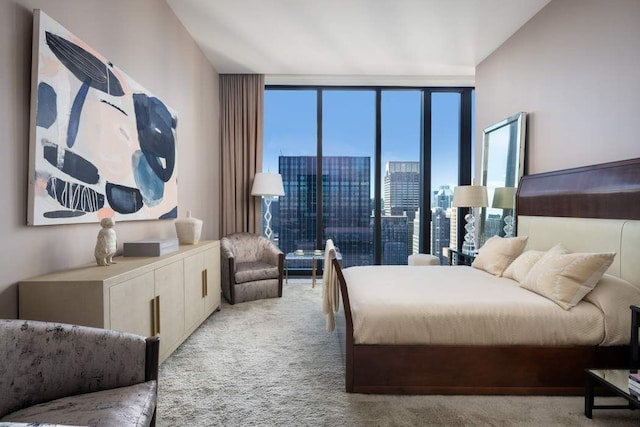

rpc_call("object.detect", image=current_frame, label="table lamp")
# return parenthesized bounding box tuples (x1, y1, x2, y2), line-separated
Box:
(492, 187, 516, 238)
(251, 172, 285, 240)
(452, 185, 488, 254)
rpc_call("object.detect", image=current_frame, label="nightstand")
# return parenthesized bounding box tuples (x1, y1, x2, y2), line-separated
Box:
(584, 305, 640, 418)
(447, 248, 476, 266)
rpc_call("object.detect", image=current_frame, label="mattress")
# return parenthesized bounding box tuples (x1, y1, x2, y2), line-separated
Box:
(342, 265, 640, 346)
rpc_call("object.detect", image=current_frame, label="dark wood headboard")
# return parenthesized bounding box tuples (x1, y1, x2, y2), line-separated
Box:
(516, 158, 640, 220)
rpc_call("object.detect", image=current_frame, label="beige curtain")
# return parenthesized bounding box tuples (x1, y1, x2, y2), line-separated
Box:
(220, 74, 264, 236)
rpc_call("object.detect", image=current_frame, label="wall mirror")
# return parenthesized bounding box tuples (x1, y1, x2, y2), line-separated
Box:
(479, 112, 527, 245)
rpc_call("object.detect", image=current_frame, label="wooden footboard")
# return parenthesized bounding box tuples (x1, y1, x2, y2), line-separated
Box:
(348, 343, 627, 395)
(332, 258, 628, 395)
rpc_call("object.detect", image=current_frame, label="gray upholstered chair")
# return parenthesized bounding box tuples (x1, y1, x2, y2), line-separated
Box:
(0, 319, 159, 426)
(221, 232, 284, 305)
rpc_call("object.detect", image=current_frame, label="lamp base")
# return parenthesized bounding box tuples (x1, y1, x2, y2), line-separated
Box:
(503, 215, 514, 238)
(263, 197, 274, 240)
(462, 211, 476, 255)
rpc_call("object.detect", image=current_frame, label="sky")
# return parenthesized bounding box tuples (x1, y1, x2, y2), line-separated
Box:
(263, 89, 472, 199)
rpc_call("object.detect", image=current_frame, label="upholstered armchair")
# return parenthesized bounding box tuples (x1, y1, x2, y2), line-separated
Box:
(221, 232, 284, 305)
(0, 319, 159, 426)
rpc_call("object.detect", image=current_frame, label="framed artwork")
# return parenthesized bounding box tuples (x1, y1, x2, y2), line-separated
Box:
(27, 9, 178, 226)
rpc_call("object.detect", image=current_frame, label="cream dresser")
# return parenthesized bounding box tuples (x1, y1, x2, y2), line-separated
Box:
(19, 240, 220, 363)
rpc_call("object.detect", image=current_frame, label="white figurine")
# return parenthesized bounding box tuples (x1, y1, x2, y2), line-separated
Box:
(95, 218, 117, 266)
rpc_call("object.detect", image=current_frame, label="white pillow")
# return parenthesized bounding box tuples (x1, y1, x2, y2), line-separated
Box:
(520, 243, 616, 310)
(502, 250, 545, 282)
(471, 235, 528, 276)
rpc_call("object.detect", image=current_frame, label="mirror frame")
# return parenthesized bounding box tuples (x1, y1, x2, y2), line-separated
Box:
(479, 112, 527, 245)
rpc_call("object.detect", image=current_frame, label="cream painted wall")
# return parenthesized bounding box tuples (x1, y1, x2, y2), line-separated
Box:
(475, 0, 640, 176)
(0, 0, 220, 318)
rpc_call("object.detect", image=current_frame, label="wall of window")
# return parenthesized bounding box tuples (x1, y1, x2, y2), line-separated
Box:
(263, 86, 474, 271)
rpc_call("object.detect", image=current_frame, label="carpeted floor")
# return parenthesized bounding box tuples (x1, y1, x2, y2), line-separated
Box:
(157, 280, 639, 426)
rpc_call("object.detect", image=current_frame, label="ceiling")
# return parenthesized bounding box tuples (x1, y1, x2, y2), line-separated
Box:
(166, 0, 551, 85)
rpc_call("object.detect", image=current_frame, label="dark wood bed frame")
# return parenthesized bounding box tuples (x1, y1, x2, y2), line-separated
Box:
(333, 157, 640, 395)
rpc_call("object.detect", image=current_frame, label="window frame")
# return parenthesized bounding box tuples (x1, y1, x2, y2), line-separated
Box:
(265, 85, 474, 267)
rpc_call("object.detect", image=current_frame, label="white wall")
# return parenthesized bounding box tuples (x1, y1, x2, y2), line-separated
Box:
(0, 0, 220, 318)
(476, 0, 640, 176)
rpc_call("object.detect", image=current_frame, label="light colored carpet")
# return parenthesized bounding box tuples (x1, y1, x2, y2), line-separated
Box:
(157, 280, 639, 426)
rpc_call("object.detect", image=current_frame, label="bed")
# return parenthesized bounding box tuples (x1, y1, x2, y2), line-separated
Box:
(330, 157, 640, 395)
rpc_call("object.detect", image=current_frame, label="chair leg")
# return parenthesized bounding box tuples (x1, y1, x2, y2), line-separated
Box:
(278, 253, 284, 297)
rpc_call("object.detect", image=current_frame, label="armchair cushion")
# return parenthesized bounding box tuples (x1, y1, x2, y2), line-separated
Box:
(235, 261, 280, 284)
(1, 381, 156, 427)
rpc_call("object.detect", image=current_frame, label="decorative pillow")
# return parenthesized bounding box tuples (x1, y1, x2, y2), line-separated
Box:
(471, 235, 528, 276)
(520, 243, 616, 310)
(502, 250, 545, 282)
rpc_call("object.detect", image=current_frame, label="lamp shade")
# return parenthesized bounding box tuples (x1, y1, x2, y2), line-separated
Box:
(452, 185, 488, 208)
(492, 187, 516, 209)
(251, 172, 284, 197)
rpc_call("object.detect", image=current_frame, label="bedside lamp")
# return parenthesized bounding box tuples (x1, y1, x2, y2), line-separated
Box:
(251, 172, 285, 240)
(452, 185, 488, 255)
(492, 187, 516, 238)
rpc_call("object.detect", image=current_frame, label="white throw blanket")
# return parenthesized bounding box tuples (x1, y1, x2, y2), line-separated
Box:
(322, 239, 339, 332)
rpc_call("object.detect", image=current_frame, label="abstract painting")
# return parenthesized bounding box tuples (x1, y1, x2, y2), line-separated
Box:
(27, 10, 178, 225)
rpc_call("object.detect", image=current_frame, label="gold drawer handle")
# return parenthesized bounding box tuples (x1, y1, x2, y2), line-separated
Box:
(155, 295, 161, 335)
(150, 298, 156, 336)
(151, 296, 161, 336)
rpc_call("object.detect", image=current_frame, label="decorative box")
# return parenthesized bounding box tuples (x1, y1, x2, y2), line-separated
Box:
(123, 238, 179, 257)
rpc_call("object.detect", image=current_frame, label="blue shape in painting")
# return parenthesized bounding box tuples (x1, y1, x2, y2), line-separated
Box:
(36, 82, 57, 128)
(46, 177, 104, 211)
(106, 182, 144, 214)
(160, 206, 178, 219)
(44, 210, 87, 219)
(133, 93, 176, 182)
(43, 141, 100, 185)
(132, 150, 164, 207)
(45, 31, 125, 148)
(66, 79, 90, 148)
(45, 32, 124, 96)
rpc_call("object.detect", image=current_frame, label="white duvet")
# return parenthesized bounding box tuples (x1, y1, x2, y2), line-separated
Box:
(342, 265, 640, 346)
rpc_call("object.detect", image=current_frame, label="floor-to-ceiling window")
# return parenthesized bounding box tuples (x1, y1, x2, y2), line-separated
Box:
(263, 86, 474, 272)
(380, 90, 422, 265)
(263, 90, 316, 256)
(430, 92, 461, 264)
(322, 90, 376, 267)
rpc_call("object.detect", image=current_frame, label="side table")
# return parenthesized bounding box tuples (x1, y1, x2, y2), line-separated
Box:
(285, 251, 342, 288)
(447, 248, 476, 266)
(584, 305, 640, 418)
(584, 369, 640, 418)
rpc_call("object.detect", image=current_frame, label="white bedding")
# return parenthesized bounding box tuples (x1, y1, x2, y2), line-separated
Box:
(342, 265, 640, 346)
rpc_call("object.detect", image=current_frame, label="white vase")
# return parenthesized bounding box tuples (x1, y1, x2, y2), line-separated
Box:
(175, 210, 203, 245)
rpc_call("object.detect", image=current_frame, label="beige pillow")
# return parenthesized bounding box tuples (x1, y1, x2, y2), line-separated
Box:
(520, 243, 616, 310)
(471, 235, 528, 276)
(502, 250, 545, 282)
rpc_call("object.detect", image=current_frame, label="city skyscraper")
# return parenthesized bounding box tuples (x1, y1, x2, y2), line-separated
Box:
(383, 161, 420, 262)
(383, 161, 420, 218)
(430, 207, 451, 264)
(278, 156, 372, 268)
(382, 215, 408, 265)
(430, 185, 454, 264)
(276, 156, 457, 267)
